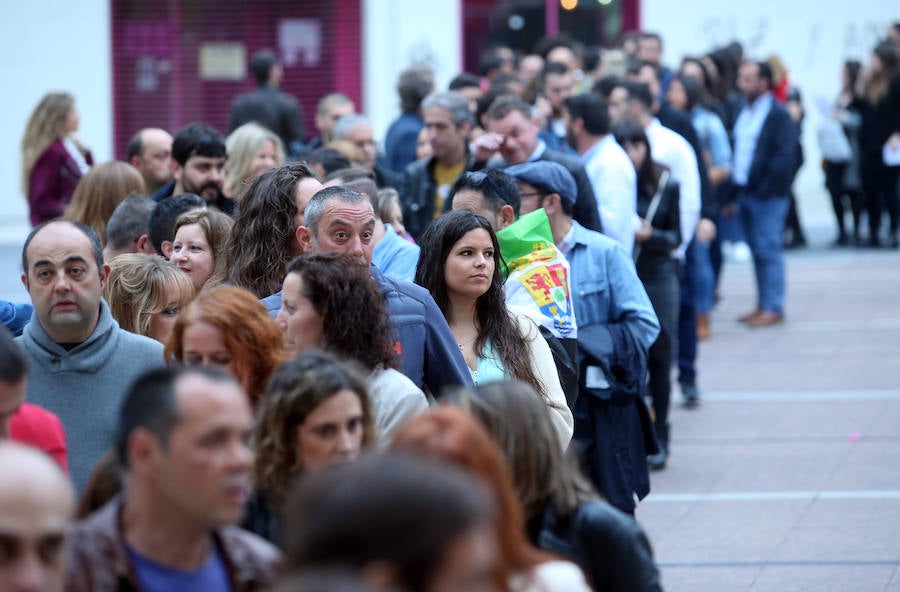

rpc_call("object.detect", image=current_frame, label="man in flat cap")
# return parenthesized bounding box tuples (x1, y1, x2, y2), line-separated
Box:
(507, 160, 660, 516)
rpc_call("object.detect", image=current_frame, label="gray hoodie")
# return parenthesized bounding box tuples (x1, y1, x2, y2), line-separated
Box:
(16, 300, 165, 494)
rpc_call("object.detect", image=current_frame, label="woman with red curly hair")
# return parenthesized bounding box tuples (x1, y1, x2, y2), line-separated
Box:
(165, 285, 284, 408)
(390, 406, 591, 592)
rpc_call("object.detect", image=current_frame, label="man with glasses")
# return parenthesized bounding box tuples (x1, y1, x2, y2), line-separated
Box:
(506, 160, 660, 517)
(332, 114, 402, 191)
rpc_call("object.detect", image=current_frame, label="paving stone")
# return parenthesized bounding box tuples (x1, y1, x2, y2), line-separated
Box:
(749, 565, 896, 592)
(658, 566, 762, 592)
(641, 242, 900, 591)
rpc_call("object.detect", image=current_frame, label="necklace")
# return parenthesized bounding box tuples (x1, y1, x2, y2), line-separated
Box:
(457, 335, 478, 349)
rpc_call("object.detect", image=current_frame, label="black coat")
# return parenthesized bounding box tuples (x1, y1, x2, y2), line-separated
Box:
(536, 500, 663, 592)
(742, 100, 798, 198)
(574, 323, 657, 514)
(228, 86, 306, 156)
(400, 155, 477, 240)
(635, 174, 681, 275)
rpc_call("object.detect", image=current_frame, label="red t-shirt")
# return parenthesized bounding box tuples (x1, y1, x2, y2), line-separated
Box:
(9, 402, 68, 472)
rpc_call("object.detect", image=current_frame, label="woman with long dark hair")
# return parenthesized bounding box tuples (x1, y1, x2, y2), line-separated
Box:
(414, 210, 572, 448)
(390, 407, 591, 592)
(612, 116, 682, 469)
(227, 162, 323, 298)
(447, 381, 663, 592)
(858, 41, 900, 247)
(824, 60, 865, 245)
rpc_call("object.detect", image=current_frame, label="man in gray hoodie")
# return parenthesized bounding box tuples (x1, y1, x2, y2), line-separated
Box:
(16, 220, 164, 493)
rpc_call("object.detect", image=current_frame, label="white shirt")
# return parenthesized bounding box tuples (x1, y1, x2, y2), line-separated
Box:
(367, 367, 429, 446)
(732, 92, 774, 185)
(580, 134, 638, 255)
(645, 118, 701, 258)
(63, 138, 91, 175)
(510, 560, 592, 592)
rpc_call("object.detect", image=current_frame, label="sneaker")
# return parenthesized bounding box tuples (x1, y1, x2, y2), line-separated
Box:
(648, 449, 668, 471)
(681, 380, 701, 408)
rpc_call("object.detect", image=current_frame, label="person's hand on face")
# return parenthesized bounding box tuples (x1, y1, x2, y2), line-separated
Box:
(469, 132, 505, 162)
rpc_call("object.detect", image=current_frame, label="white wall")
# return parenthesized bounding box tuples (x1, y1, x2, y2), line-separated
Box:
(641, 0, 895, 198)
(0, 0, 112, 230)
(362, 0, 462, 145)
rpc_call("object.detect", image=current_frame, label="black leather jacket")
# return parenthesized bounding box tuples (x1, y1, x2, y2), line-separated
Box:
(399, 154, 477, 240)
(635, 175, 681, 278)
(535, 500, 663, 592)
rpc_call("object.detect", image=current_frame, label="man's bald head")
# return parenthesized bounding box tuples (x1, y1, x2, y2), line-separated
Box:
(0, 441, 73, 592)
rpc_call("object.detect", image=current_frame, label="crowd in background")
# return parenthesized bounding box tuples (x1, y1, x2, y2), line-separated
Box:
(1, 21, 899, 592)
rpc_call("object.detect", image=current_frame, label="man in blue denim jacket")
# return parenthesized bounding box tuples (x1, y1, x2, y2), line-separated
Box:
(509, 161, 660, 515)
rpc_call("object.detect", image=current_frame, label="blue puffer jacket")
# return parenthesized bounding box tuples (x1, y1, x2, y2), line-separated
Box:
(1, 301, 33, 336)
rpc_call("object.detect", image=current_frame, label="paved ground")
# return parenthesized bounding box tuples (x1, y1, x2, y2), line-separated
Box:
(639, 242, 900, 591)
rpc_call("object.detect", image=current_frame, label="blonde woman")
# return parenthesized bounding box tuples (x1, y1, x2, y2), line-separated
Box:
(170, 208, 233, 292)
(63, 161, 146, 245)
(20, 92, 92, 226)
(223, 122, 284, 199)
(103, 254, 195, 344)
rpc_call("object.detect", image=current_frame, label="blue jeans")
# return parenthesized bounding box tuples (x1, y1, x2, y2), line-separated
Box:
(739, 195, 790, 314)
(678, 241, 697, 384)
(693, 239, 715, 314)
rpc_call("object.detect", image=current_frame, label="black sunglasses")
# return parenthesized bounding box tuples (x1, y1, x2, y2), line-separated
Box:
(464, 171, 507, 201)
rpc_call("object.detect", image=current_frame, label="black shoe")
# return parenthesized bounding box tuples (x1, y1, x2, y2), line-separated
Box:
(834, 234, 849, 247)
(681, 381, 701, 408)
(648, 449, 668, 471)
(889, 235, 899, 249)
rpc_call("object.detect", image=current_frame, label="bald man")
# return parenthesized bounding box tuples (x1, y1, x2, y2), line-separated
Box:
(0, 441, 74, 592)
(127, 128, 174, 194)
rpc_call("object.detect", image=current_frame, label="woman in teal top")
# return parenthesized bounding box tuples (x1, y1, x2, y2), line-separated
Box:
(416, 210, 573, 447)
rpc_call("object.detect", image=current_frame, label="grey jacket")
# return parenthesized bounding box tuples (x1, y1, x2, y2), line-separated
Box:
(16, 300, 164, 493)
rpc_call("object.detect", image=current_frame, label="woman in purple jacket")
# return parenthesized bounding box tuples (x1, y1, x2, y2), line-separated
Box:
(20, 92, 92, 226)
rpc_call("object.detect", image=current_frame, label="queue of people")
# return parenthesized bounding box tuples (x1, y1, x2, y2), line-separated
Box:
(4, 25, 899, 592)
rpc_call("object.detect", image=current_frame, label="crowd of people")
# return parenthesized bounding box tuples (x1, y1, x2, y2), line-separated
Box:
(2, 23, 899, 592)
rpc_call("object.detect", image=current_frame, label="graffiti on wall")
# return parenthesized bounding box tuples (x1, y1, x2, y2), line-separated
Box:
(697, 14, 891, 63)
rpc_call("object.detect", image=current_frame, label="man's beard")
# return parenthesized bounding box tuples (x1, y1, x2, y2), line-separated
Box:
(190, 181, 222, 201)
